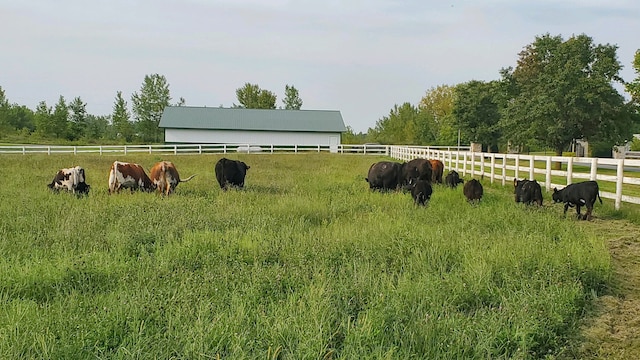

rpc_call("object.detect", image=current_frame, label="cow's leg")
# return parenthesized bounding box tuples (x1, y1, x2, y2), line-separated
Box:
(563, 203, 570, 214)
(575, 205, 582, 219)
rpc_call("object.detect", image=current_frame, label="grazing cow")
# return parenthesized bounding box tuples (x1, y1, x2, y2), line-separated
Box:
(463, 179, 483, 204)
(444, 170, 464, 188)
(47, 166, 91, 196)
(215, 158, 250, 190)
(409, 179, 432, 206)
(402, 158, 433, 186)
(429, 159, 444, 184)
(108, 161, 153, 193)
(552, 180, 602, 220)
(514, 179, 543, 206)
(149, 161, 196, 195)
(365, 161, 404, 191)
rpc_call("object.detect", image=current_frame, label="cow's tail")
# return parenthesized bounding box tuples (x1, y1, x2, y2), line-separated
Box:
(597, 190, 603, 204)
(181, 174, 197, 183)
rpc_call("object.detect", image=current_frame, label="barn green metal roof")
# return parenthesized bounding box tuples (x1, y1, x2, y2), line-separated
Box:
(159, 106, 346, 133)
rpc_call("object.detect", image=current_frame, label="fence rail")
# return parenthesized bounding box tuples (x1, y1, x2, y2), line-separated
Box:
(2, 143, 638, 210)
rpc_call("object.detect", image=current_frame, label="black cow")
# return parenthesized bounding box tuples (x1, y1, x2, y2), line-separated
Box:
(514, 179, 543, 206)
(365, 161, 404, 191)
(552, 180, 602, 220)
(215, 158, 250, 190)
(463, 179, 483, 204)
(402, 158, 432, 186)
(409, 179, 432, 206)
(444, 170, 464, 188)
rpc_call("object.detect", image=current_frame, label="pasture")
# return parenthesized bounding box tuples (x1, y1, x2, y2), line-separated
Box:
(0, 153, 620, 358)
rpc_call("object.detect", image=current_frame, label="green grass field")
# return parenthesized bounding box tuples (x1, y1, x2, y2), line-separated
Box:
(0, 153, 617, 359)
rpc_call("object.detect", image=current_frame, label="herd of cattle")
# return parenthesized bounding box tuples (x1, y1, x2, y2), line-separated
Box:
(47, 156, 603, 220)
(364, 158, 603, 220)
(47, 157, 250, 196)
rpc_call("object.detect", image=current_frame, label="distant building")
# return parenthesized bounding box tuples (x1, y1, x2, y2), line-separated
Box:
(159, 106, 346, 150)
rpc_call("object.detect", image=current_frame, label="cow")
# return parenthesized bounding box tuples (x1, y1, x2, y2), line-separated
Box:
(215, 158, 250, 190)
(463, 179, 483, 204)
(47, 166, 90, 196)
(552, 180, 602, 220)
(409, 179, 432, 206)
(108, 161, 153, 194)
(402, 158, 432, 186)
(429, 159, 444, 184)
(444, 170, 464, 188)
(514, 179, 543, 206)
(365, 161, 404, 191)
(149, 161, 196, 195)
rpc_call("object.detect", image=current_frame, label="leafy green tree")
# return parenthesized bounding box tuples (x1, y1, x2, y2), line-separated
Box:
(501, 33, 636, 157)
(626, 50, 640, 107)
(85, 115, 109, 140)
(34, 101, 52, 137)
(235, 83, 277, 109)
(453, 80, 503, 152)
(0, 87, 10, 135)
(51, 96, 69, 139)
(418, 85, 457, 145)
(131, 74, 172, 142)
(112, 91, 134, 142)
(371, 102, 425, 144)
(341, 126, 367, 144)
(67, 96, 88, 140)
(283, 84, 303, 110)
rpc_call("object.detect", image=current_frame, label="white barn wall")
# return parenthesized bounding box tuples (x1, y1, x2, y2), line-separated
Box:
(165, 129, 341, 145)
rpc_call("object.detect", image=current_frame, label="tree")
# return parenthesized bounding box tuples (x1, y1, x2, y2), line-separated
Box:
(282, 84, 303, 110)
(51, 96, 69, 139)
(235, 83, 276, 109)
(501, 33, 636, 158)
(85, 115, 109, 140)
(112, 91, 134, 142)
(418, 85, 457, 145)
(68, 96, 88, 140)
(0, 87, 10, 135)
(370, 102, 425, 144)
(626, 50, 640, 107)
(453, 80, 503, 151)
(131, 74, 171, 142)
(34, 101, 52, 137)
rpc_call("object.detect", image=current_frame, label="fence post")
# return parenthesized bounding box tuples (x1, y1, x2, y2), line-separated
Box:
(199, 145, 202, 154)
(99, 145, 103, 155)
(615, 159, 624, 210)
(501, 155, 507, 186)
(590, 158, 598, 180)
(149, 145, 152, 154)
(545, 157, 552, 191)
(529, 155, 535, 180)
(224, 144, 227, 154)
(48, 146, 51, 155)
(271, 144, 274, 154)
(456, 151, 460, 172)
(74, 146, 77, 155)
(514, 155, 519, 180)
(23, 146, 26, 155)
(463, 153, 468, 177)
(124, 146, 127, 155)
(490, 154, 495, 183)
(566, 157, 573, 185)
(470, 153, 475, 177)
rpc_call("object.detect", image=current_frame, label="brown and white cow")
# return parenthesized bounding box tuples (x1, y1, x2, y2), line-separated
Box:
(108, 161, 153, 194)
(149, 161, 196, 195)
(48, 166, 90, 196)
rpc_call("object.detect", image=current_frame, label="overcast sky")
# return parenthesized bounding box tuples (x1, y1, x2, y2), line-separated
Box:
(1, 0, 639, 133)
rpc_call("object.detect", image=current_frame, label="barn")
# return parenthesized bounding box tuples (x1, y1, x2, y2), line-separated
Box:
(159, 106, 347, 149)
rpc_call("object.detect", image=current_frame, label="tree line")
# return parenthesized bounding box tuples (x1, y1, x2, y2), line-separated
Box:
(346, 33, 640, 157)
(0, 78, 303, 144)
(1, 33, 639, 156)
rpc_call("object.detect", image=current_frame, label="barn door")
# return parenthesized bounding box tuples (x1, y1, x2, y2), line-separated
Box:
(329, 136, 339, 153)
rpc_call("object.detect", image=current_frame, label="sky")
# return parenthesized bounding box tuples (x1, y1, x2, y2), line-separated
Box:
(1, 1, 639, 133)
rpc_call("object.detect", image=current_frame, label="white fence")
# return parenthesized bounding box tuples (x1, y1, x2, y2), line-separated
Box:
(2, 143, 638, 210)
(390, 146, 640, 210)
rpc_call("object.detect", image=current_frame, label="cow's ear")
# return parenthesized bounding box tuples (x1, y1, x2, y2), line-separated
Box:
(553, 188, 557, 193)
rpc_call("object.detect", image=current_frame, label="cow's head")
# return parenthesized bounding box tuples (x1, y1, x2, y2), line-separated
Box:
(552, 188, 563, 203)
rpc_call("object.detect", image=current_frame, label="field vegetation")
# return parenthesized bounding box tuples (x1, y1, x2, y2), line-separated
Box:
(0, 153, 627, 359)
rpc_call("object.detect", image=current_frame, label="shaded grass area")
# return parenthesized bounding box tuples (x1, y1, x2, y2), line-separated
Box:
(0, 153, 618, 358)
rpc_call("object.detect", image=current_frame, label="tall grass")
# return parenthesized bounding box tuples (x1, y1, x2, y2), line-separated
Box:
(0, 154, 611, 359)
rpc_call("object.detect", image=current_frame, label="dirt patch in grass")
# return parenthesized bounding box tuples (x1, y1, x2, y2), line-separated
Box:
(564, 219, 640, 359)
